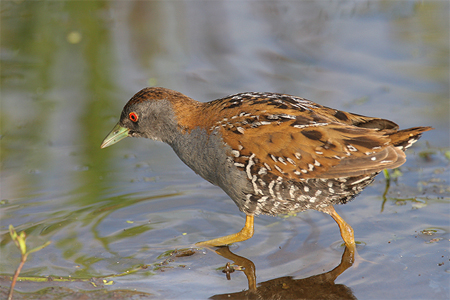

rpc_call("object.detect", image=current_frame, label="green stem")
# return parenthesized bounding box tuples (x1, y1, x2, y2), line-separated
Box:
(8, 254, 28, 300)
(381, 169, 391, 213)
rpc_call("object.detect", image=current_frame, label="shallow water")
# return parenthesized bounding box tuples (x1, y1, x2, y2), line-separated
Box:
(1, 1, 449, 299)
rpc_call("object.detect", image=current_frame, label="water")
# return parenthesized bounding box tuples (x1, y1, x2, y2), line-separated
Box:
(1, 1, 449, 299)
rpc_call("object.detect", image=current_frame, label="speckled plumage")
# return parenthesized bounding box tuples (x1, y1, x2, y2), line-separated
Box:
(102, 87, 432, 248)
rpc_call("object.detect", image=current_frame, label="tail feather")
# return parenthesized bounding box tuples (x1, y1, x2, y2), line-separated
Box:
(389, 126, 433, 151)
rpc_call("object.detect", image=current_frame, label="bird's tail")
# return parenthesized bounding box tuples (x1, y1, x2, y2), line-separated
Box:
(389, 127, 433, 150)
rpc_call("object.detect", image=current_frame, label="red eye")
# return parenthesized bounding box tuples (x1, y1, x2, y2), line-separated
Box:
(129, 112, 139, 122)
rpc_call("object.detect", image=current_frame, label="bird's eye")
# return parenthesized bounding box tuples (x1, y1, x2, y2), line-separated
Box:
(129, 112, 139, 122)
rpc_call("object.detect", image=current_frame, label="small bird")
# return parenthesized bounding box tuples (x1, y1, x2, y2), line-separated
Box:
(101, 87, 431, 250)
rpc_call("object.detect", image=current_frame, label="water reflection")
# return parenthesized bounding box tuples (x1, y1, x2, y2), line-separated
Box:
(211, 246, 356, 299)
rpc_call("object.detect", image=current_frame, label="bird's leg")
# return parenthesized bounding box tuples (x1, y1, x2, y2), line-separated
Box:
(322, 206, 355, 250)
(196, 215, 254, 247)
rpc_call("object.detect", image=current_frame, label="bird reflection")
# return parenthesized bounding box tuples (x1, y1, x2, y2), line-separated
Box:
(210, 246, 356, 300)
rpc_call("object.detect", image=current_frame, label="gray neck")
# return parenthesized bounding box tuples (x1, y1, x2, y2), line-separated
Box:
(168, 128, 252, 204)
(168, 128, 228, 185)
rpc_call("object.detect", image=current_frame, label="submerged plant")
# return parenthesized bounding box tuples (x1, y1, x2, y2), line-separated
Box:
(8, 225, 51, 300)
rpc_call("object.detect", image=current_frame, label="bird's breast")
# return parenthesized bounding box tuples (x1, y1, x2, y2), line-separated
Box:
(169, 127, 253, 205)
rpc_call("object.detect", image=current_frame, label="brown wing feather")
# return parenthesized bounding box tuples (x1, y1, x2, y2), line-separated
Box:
(224, 121, 406, 179)
(201, 102, 402, 180)
(194, 92, 430, 181)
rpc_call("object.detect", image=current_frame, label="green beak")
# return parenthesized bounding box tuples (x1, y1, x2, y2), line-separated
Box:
(101, 122, 130, 149)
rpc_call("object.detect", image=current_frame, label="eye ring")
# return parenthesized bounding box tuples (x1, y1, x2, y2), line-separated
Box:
(129, 112, 139, 122)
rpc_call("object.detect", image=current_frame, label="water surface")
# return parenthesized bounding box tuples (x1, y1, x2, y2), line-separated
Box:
(1, 1, 449, 299)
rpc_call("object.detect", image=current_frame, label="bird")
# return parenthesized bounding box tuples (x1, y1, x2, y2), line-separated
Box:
(101, 87, 432, 250)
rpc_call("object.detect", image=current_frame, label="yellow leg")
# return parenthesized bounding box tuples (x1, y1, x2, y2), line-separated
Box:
(196, 215, 254, 247)
(322, 206, 355, 249)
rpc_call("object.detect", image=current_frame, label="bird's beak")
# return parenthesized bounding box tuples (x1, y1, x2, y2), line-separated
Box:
(101, 122, 130, 149)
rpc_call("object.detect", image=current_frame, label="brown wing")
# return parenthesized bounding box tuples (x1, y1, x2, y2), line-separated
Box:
(221, 119, 405, 179)
(200, 93, 406, 180)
